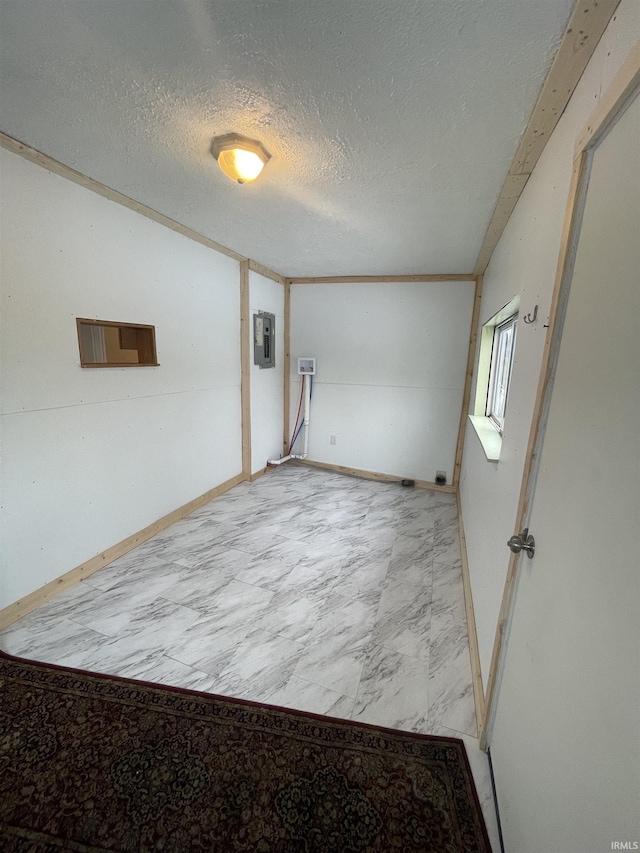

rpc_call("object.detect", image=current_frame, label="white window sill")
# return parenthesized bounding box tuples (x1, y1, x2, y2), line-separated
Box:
(469, 415, 502, 463)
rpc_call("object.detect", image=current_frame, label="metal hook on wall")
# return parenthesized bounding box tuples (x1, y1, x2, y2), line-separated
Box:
(523, 305, 538, 324)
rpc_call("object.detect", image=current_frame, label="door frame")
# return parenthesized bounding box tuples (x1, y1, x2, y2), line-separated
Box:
(480, 41, 640, 750)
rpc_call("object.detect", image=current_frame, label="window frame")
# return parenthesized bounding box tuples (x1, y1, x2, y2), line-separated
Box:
(469, 295, 520, 462)
(485, 312, 518, 435)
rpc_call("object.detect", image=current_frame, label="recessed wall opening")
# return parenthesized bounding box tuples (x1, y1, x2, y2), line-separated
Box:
(76, 318, 158, 368)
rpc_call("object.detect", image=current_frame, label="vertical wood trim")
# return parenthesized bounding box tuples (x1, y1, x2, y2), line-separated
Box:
(240, 260, 251, 480)
(457, 490, 486, 737)
(453, 276, 483, 488)
(283, 280, 292, 455)
(480, 151, 593, 750)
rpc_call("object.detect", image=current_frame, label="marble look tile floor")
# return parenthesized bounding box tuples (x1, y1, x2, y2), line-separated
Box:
(0, 463, 500, 850)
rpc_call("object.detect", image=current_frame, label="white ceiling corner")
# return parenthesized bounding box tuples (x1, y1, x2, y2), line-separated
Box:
(0, 0, 575, 277)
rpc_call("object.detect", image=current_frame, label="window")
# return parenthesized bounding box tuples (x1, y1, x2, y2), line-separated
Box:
(76, 318, 158, 367)
(485, 313, 517, 434)
(469, 296, 519, 462)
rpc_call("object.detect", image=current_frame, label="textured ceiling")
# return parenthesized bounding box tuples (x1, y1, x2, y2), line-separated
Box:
(0, 0, 574, 276)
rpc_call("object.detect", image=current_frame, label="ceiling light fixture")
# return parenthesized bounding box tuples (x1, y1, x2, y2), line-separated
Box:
(210, 133, 271, 184)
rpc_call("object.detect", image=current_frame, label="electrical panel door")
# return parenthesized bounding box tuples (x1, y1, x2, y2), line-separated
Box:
(254, 311, 276, 368)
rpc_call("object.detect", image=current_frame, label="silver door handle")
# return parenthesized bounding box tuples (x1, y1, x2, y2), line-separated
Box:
(507, 528, 535, 558)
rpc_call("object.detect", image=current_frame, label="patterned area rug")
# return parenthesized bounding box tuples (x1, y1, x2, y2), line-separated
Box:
(0, 650, 491, 851)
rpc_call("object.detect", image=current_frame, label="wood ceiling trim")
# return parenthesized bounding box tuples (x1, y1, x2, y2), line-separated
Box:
(288, 274, 475, 284)
(0, 134, 468, 285)
(473, 175, 530, 275)
(248, 259, 286, 286)
(473, 0, 621, 276)
(0, 132, 247, 263)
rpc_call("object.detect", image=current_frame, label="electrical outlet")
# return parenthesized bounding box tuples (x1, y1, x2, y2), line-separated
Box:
(435, 470, 447, 485)
(330, 434, 337, 445)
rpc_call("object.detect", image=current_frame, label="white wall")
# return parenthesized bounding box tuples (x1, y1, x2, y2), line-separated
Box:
(459, 1, 640, 691)
(0, 149, 242, 610)
(289, 281, 475, 482)
(249, 270, 284, 473)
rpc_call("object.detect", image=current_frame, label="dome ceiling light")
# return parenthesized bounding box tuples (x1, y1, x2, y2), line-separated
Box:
(210, 133, 271, 184)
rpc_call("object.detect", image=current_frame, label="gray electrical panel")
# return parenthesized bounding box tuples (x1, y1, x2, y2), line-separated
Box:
(253, 311, 276, 369)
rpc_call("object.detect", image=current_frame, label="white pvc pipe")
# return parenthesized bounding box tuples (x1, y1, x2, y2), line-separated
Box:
(267, 374, 312, 467)
(266, 454, 292, 466)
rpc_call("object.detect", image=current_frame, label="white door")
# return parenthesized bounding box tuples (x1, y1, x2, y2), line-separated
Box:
(489, 95, 640, 852)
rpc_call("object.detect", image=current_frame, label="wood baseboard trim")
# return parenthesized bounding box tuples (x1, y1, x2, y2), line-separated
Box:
(249, 467, 270, 482)
(456, 490, 486, 741)
(0, 473, 245, 632)
(297, 459, 456, 493)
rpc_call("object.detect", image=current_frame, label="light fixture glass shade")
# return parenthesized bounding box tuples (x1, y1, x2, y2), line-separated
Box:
(210, 133, 271, 184)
